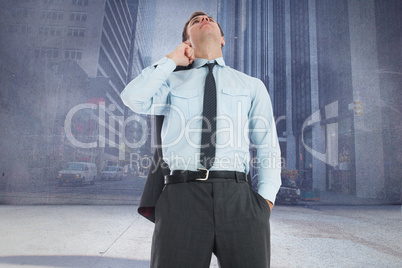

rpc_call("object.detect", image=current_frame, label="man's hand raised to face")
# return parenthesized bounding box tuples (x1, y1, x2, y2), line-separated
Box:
(166, 41, 195, 67)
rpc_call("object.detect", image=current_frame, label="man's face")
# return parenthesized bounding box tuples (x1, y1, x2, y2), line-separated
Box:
(186, 15, 225, 48)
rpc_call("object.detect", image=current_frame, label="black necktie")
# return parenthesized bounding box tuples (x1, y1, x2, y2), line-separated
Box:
(200, 62, 217, 170)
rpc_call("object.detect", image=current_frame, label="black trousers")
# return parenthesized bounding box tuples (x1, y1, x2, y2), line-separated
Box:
(151, 178, 271, 268)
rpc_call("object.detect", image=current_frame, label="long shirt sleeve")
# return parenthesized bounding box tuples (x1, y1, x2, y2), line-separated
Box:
(120, 57, 176, 115)
(249, 80, 282, 203)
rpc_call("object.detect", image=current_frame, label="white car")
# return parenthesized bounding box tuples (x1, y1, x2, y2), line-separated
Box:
(101, 166, 124, 181)
(57, 162, 97, 186)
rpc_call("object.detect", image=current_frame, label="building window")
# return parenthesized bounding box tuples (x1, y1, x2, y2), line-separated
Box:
(34, 48, 59, 59)
(65, 49, 82, 60)
(8, 24, 32, 34)
(11, 8, 30, 18)
(22, 24, 32, 34)
(72, 0, 88, 6)
(41, 10, 64, 20)
(43, 0, 64, 4)
(67, 27, 85, 37)
(38, 25, 62, 36)
(69, 12, 87, 21)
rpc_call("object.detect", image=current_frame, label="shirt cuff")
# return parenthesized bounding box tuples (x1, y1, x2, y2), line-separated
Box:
(257, 182, 280, 205)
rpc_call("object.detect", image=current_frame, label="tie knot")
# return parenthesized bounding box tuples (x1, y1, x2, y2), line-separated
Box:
(205, 62, 216, 72)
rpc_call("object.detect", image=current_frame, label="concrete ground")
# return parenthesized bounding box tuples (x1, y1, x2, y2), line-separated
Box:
(0, 205, 401, 268)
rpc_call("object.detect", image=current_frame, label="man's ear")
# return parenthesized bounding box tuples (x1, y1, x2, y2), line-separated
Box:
(184, 40, 192, 47)
(221, 36, 225, 47)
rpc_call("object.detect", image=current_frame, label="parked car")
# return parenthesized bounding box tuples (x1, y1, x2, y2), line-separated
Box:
(57, 162, 97, 186)
(101, 166, 124, 181)
(276, 177, 301, 205)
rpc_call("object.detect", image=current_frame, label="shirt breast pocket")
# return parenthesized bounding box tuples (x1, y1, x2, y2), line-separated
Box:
(221, 87, 250, 118)
(170, 89, 200, 120)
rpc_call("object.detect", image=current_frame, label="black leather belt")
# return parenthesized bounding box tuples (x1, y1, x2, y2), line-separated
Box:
(164, 169, 247, 184)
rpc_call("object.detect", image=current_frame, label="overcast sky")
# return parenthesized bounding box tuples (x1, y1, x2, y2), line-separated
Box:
(151, 0, 218, 62)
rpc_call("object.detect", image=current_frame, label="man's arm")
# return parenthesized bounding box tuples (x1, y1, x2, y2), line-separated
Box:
(120, 42, 195, 114)
(120, 57, 174, 115)
(249, 80, 282, 211)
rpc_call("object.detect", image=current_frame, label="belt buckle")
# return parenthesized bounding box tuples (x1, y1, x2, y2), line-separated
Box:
(196, 168, 209, 181)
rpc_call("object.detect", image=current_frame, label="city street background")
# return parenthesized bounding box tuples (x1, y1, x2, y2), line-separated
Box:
(1, 0, 401, 206)
(1, 174, 146, 205)
(0, 0, 401, 267)
(0, 204, 401, 267)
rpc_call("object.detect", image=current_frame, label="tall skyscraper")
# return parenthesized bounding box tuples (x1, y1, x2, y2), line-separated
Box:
(0, 0, 142, 183)
(217, 0, 401, 200)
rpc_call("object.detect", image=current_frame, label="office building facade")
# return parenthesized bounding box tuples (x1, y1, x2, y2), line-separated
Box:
(0, 0, 141, 178)
(218, 0, 401, 199)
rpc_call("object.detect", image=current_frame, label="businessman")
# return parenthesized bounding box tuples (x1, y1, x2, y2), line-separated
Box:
(121, 11, 281, 268)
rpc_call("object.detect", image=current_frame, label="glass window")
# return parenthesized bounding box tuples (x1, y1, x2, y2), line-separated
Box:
(67, 163, 85, 171)
(65, 50, 83, 60)
(67, 27, 85, 37)
(72, 0, 88, 6)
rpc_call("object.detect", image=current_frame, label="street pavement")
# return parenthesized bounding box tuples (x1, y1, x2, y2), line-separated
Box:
(0, 204, 401, 268)
(0, 176, 147, 205)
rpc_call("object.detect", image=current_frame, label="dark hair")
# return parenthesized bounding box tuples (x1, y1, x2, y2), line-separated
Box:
(181, 11, 225, 43)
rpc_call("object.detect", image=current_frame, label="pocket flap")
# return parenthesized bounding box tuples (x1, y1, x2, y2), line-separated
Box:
(222, 87, 249, 96)
(171, 89, 199, 99)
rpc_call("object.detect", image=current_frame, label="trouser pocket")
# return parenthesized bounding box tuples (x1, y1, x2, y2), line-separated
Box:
(250, 187, 271, 219)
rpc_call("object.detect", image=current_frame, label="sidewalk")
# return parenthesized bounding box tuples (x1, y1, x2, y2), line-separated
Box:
(0, 206, 155, 268)
(299, 190, 397, 206)
(0, 204, 401, 268)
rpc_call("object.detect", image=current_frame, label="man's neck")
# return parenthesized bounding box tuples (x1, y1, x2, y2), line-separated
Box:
(194, 43, 222, 61)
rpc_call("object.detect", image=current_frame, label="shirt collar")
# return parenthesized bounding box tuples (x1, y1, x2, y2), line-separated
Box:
(193, 57, 226, 69)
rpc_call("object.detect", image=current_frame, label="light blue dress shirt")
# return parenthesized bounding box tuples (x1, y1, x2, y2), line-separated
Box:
(121, 57, 281, 203)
